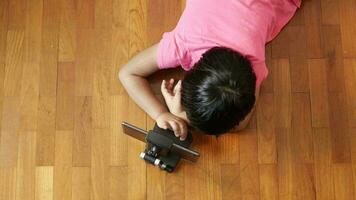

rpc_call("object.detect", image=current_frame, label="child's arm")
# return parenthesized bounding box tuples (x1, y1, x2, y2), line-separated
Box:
(235, 86, 261, 131)
(119, 44, 188, 139)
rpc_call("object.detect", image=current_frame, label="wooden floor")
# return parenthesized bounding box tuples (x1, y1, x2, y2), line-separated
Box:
(0, 0, 356, 199)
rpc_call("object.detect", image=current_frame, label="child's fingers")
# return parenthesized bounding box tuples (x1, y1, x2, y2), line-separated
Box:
(173, 80, 182, 95)
(167, 78, 174, 94)
(161, 80, 172, 101)
(161, 80, 169, 94)
(161, 80, 166, 92)
(168, 121, 180, 137)
(161, 79, 175, 98)
(169, 78, 174, 88)
(178, 121, 187, 141)
(157, 120, 169, 130)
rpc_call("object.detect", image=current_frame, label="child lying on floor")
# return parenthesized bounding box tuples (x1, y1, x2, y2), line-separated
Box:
(119, 0, 301, 140)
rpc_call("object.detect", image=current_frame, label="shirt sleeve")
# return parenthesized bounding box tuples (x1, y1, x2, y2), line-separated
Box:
(252, 61, 269, 87)
(156, 31, 192, 70)
(156, 31, 181, 69)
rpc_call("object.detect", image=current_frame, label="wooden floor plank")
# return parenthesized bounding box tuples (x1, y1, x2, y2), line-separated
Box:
(72, 167, 91, 200)
(58, 0, 75, 62)
(352, 129, 356, 195)
(1, 0, 356, 199)
(39, 0, 60, 97)
(321, 0, 340, 25)
(56, 62, 75, 130)
(185, 135, 221, 200)
(216, 133, 239, 164)
(111, 0, 129, 95)
(126, 0, 148, 198)
(259, 164, 278, 200)
(109, 166, 128, 200)
(333, 164, 355, 200)
(0, 168, 16, 200)
(54, 131, 72, 200)
(303, 0, 323, 58)
(110, 95, 129, 166)
(73, 97, 92, 167)
(322, 25, 345, 93)
(0, 97, 20, 167)
(308, 59, 330, 128)
(291, 93, 313, 163)
(221, 164, 241, 200)
(343, 59, 356, 128)
(18, 0, 42, 131)
(257, 93, 277, 164)
(4, 30, 24, 97)
(7, 0, 26, 30)
(36, 96, 56, 166)
(35, 166, 54, 200)
(273, 59, 292, 129)
(293, 164, 316, 200)
(328, 92, 351, 163)
(271, 27, 290, 59)
(15, 131, 36, 200)
(76, 0, 94, 29)
(290, 57, 309, 93)
(91, 129, 110, 200)
(313, 128, 335, 200)
(74, 29, 95, 97)
(92, 95, 110, 129)
(0, 26, 7, 134)
(276, 128, 294, 200)
(94, 0, 112, 29)
(239, 130, 260, 198)
(288, 25, 307, 59)
(0, 0, 9, 30)
(165, 170, 185, 200)
(338, 0, 356, 57)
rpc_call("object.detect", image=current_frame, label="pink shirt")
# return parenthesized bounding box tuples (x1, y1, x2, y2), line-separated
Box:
(157, 0, 301, 86)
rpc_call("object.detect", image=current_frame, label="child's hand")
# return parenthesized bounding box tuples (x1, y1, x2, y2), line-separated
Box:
(156, 112, 188, 140)
(161, 78, 185, 118)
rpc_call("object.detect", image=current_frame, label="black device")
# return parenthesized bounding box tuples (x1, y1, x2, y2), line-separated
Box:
(122, 121, 200, 172)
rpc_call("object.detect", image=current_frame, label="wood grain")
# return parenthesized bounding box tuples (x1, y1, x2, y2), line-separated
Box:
(0, 97, 20, 167)
(58, 0, 75, 62)
(36, 96, 56, 166)
(16, 131, 36, 200)
(0, 168, 16, 200)
(73, 97, 92, 167)
(313, 128, 335, 200)
(0, 0, 355, 199)
(333, 164, 355, 200)
(308, 59, 330, 127)
(259, 164, 278, 200)
(56, 62, 75, 130)
(35, 166, 54, 200)
(291, 93, 313, 163)
(343, 59, 356, 128)
(4, 30, 24, 97)
(71, 167, 91, 200)
(338, 0, 356, 57)
(53, 131, 72, 200)
(257, 93, 277, 164)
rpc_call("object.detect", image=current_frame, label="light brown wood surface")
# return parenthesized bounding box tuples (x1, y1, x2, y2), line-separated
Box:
(0, 0, 356, 199)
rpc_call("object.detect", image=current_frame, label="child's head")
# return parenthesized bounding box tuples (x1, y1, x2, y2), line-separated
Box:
(181, 47, 256, 135)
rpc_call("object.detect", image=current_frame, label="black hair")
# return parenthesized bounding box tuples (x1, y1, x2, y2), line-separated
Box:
(181, 46, 256, 135)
